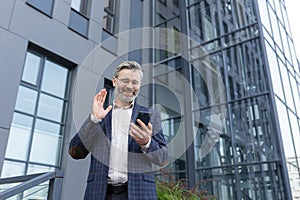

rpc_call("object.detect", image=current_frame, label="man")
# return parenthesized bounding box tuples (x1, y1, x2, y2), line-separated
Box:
(69, 61, 169, 200)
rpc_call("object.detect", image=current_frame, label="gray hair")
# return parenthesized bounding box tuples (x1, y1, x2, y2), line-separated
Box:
(114, 61, 143, 79)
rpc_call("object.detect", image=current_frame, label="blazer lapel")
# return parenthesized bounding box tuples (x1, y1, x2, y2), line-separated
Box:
(128, 104, 141, 148)
(105, 110, 113, 141)
(131, 103, 140, 123)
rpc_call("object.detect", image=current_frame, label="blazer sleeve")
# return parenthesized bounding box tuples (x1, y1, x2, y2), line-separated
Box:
(144, 110, 170, 167)
(69, 115, 105, 159)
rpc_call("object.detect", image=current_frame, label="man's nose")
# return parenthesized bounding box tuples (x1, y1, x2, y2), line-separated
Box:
(126, 81, 134, 88)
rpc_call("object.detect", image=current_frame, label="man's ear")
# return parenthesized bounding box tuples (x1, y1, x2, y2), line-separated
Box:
(112, 77, 117, 87)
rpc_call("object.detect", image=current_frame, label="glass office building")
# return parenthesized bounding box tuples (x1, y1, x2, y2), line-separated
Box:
(153, 0, 300, 199)
(0, 0, 299, 199)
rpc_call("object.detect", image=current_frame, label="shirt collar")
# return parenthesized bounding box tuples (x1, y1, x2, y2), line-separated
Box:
(113, 100, 134, 109)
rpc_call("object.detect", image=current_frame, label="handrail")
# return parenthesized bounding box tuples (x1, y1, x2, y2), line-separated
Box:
(0, 173, 45, 185)
(0, 171, 63, 200)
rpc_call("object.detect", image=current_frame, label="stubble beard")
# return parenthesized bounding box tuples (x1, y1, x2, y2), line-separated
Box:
(116, 88, 138, 103)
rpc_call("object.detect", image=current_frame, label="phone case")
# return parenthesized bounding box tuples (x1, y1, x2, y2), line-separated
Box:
(135, 111, 151, 126)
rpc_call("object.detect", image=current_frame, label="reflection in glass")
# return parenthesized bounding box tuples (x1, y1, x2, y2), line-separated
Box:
(196, 163, 285, 199)
(237, 163, 285, 199)
(1, 160, 25, 178)
(15, 86, 38, 114)
(27, 164, 55, 175)
(194, 106, 229, 168)
(29, 119, 63, 165)
(231, 96, 279, 164)
(42, 60, 68, 98)
(225, 40, 267, 101)
(191, 53, 226, 107)
(22, 181, 49, 200)
(154, 0, 181, 62)
(286, 157, 300, 199)
(22, 52, 41, 85)
(37, 93, 64, 122)
(103, 0, 116, 33)
(196, 167, 237, 199)
(5, 113, 33, 161)
(71, 0, 90, 16)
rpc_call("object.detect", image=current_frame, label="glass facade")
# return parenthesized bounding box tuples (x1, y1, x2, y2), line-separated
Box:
(153, 0, 300, 199)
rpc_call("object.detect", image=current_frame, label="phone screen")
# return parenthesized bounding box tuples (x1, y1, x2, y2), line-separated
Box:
(135, 111, 151, 126)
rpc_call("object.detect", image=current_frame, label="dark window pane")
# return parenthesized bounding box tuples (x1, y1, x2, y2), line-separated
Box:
(104, 0, 115, 13)
(103, 15, 114, 33)
(69, 9, 89, 37)
(103, 0, 117, 34)
(26, 0, 53, 16)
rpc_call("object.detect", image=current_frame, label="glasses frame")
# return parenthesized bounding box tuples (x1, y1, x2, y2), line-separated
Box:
(116, 77, 140, 86)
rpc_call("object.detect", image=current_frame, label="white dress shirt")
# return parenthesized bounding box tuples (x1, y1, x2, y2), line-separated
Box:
(108, 102, 132, 184)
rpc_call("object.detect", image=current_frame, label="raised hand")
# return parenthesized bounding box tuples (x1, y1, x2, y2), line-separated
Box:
(92, 89, 112, 120)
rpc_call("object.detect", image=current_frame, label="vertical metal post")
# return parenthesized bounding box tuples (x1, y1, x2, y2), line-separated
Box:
(180, 0, 196, 188)
(47, 172, 63, 200)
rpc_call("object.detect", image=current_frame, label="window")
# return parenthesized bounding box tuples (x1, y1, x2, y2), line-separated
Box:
(71, 0, 90, 17)
(26, 0, 53, 16)
(69, 0, 91, 37)
(103, 78, 114, 108)
(103, 0, 118, 34)
(1, 47, 72, 178)
(26, 0, 54, 16)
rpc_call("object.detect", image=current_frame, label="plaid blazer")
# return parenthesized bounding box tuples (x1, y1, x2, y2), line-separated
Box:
(69, 103, 169, 200)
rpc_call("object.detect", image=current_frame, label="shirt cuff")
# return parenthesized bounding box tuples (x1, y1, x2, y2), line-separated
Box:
(140, 138, 151, 153)
(90, 113, 102, 123)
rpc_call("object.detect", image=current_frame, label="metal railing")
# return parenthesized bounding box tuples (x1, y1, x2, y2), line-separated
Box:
(0, 171, 63, 200)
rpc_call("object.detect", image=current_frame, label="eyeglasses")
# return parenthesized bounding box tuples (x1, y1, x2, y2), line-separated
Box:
(116, 77, 140, 86)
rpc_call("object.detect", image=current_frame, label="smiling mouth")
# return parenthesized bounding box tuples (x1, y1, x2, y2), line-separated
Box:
(123, 90, 133, 94)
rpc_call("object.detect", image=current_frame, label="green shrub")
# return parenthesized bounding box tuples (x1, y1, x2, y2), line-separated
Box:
(156, 171, 216, 200)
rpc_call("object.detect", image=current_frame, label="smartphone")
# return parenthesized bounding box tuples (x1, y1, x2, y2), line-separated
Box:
(135, 111, 151, 127)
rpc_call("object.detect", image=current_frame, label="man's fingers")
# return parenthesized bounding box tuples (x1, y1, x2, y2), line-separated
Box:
(136, 119, 145, 129)
(130, 130, 143, 139)
(101, 89, 107, 102)
(105, 105, 113, 113)
(130, 123, 151, 138)
(95, 89, 107, 106)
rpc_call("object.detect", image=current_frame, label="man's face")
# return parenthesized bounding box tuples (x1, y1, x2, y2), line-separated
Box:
(113, 69, 141, 104)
